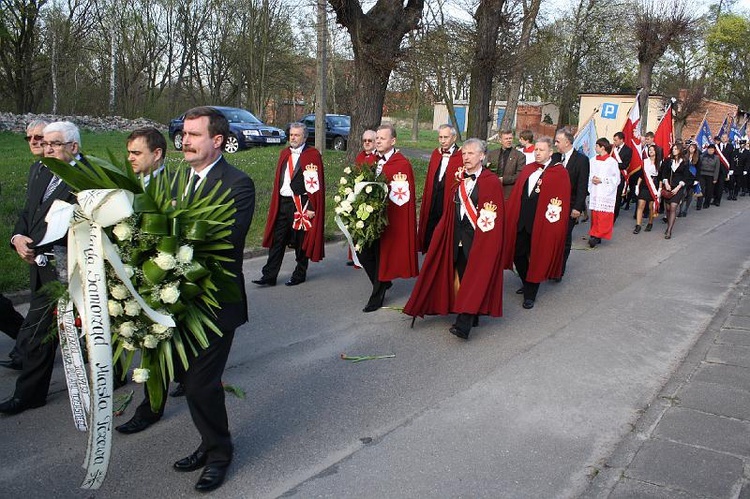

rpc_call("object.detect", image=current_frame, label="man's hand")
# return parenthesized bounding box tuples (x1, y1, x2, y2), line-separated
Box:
(305, 210, 315, 219)
(12, 236, 35, 264)
(571, 209, 581, 219)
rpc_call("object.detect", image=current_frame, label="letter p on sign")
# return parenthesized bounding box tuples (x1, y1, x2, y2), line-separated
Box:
(601, 103, 618, 120)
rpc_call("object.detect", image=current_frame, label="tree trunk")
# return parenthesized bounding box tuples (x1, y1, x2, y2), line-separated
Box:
(411, 80, 420, 142)
(638, 61, 654, 134)
(501, 0, 541, 133)
(467, 0, 505, 139)
(315, 0, 327, 153)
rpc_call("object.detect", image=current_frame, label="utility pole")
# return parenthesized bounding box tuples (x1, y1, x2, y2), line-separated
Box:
(315, 0, 327, 153)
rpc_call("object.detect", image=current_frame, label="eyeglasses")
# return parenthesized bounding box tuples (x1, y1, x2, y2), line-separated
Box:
(25, 135, 44, 142)
(41, 141, 73, 149)
(362, 139, 374, 143)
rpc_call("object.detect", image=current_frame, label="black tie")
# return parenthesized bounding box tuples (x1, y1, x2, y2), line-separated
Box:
(188, 174, 201, 202)
(463, 172, 476, 180)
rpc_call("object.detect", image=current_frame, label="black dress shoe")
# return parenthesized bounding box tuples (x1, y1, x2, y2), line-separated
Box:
(174, 450, 208, 472)
(195, 464, 229, 492)
(169, 383, 185, 397)
(449, 326, 469, 340)
(251, 277, 276, 286)
(522, 299, 535, 309)
(515, 287, 524, 294)
(115, 415, 159, 434)
(284, 277, 305, 286)
(0, 359, 22, 370)
(550, 277, 562, 283)
(0, 397, 45, 415)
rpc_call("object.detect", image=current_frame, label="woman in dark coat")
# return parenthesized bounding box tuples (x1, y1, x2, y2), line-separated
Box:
(658, 143, 688, 239)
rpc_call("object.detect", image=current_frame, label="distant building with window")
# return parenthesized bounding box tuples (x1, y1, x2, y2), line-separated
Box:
(432, 100, 560, 137)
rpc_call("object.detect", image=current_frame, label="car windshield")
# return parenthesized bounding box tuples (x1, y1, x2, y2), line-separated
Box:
(328, 116, 350, 128)
(221, 109, 262, 124)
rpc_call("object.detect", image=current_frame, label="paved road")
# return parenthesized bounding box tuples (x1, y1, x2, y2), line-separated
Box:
(0, 199, 748, 498)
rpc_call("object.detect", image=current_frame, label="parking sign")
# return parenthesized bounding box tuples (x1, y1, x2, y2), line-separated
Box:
(601, 103, 618, 120)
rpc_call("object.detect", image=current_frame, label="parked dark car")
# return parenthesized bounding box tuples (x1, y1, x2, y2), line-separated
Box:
(168, 106, 286, 153)
(291, 114, 350, 151)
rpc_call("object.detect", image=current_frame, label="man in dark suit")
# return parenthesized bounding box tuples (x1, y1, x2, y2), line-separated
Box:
(613, 131, 634, 216)
(0, 120, 48, 370)
(486, 129, 526, 199)
(554, 128, 589, 280)
(0, 121, 80, 415)
(171, 107, 255, 493)
(716, 133, 733, 205)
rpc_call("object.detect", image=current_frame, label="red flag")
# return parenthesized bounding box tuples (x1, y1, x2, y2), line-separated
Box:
(654, 104, 674, 154)
(622, 91, 643, 175)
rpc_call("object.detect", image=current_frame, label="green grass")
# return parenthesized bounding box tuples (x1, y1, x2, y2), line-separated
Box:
(0, 131, 429, 293)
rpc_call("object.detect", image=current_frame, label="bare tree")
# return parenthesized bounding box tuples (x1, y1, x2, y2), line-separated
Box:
(634, 0, 696, 132)
(466, 0, 505, 139)
(328, 0, 424, 160)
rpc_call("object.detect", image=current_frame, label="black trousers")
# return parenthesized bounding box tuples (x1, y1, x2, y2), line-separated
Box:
(728, 174, 742, 198)
(261, 197, 308, 281)
(700, 175, 714, 207)
(183, 327, 236, 466)
(453, 249, 476, 335)
(513, 229, 540, 301)
(0, 294, 24, 361)
(713, 175, 725, 205)
(13, 265, 58, 404)
(357, 239, 391, 305)
(561, 215, 577, 276)
(613, 176, 626, 220)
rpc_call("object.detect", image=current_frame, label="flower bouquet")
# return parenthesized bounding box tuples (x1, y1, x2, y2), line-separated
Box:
(333, 164, 388, 259)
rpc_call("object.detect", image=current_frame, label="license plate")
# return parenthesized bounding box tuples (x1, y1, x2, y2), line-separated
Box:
(266, 138, 281, 143)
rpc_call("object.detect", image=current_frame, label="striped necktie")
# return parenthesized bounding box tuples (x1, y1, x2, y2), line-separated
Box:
(42, 175, 61, 202)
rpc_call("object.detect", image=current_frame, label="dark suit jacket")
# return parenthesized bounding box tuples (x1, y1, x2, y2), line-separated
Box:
(487, 147, 526, 198)
(12, 159, 76, 290)
(617, 144, 632, 172)
(564, 150, 589, 214)
(198, 156, 255, 332)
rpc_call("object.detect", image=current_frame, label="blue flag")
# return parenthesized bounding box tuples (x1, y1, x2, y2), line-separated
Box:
(695, 118, 713, 149)
(730, 121, 741, 143)
(573, 118, 597, 159)
(717, 117, 729, 138)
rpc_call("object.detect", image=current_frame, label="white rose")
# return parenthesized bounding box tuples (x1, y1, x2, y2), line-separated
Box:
(118, 321, 136, 338)
(365, 185, 373, 194)
(356, 220, 365, 229)
(123, 265, 135, 279)
(365, 205, 374, 213)
(124, 299, 141, 316)
(160, 284, 180, 304)
(344, 187, 353, 195)
(112, 222, 133, 241)
(132, 368, 149, 383)
(341, 201, 352, 212)
(142, 335, 158, 349)
(153, 251, 177, 271)
(340, 177, 348, 185)
(343, 167, 352, 174)
(151, 323, 173, 340)
(334, 206, 343, 215)
(109, 283, 129, 300)
(354, 244, 361, 252)
(122, 340, 136, 351)
(176, 245, 194, 264)
(334, 195, 341, 202)
(108, 300, 124, 317)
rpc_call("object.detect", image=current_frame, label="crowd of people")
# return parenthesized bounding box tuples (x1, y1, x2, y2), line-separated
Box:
(0, 115, 747, 492)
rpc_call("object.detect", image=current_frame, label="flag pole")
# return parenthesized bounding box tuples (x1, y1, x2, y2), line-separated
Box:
(575, 107, 599, 139)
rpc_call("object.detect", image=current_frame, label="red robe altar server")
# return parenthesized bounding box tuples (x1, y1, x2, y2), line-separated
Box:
(405, 138, 504, 340)
(587, 138, 620, 247)
(254, 123, 325, 287)
(502, 137, 570, 310)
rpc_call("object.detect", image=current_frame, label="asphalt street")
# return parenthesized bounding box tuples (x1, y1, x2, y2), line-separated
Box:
(0, 196, 748, 498)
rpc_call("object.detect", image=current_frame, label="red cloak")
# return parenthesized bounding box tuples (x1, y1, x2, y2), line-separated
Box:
(405, 168, 505, 318)
(379, 151, 418, 281)
(355, 150, 377, 168)
(502, 162, 570, 282)
(261, 145, 326, 262)
(417, 147, 463, 253)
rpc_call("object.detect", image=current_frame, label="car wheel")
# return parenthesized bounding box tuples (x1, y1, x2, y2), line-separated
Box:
(224, 134, 240, 154)
(173, 132, 183, 151)
(332, 136, 346, 151)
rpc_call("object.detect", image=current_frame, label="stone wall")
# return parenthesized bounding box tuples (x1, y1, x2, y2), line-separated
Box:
(0, 112, 166, 133)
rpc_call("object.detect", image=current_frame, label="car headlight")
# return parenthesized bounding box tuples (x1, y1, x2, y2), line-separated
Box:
(243, 130, 260, 136)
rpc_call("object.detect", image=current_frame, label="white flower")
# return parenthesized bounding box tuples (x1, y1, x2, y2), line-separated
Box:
(365, 205, 374, 213)
(365, 185, 373, 194)
(354, 244, 361, 252)
(344, 187, 353, 195)
(153, 251, 177, 271)
(339, 177, 348, 185)
(109, 283, 129, 300)
(142, 335, 158, 349)
(334, 206, 343, 215)
(356, 220, 365, 229)
(122, 340, 136, 351)
(334, 195, 341, 203)
(132, 368, 149, 383)
(343, 167, 352, 174)
(118, 321, 136, 338)
(160, 283, 180, 304)
(123, 265, 135, 278)
(112, 222, 133, 241)
(151, 323, 173, 340)
(124, 299, 141, 316)
(108, 300, 124, 317)
(176, 245, 194, 264)
(341, 201, 352, 212)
